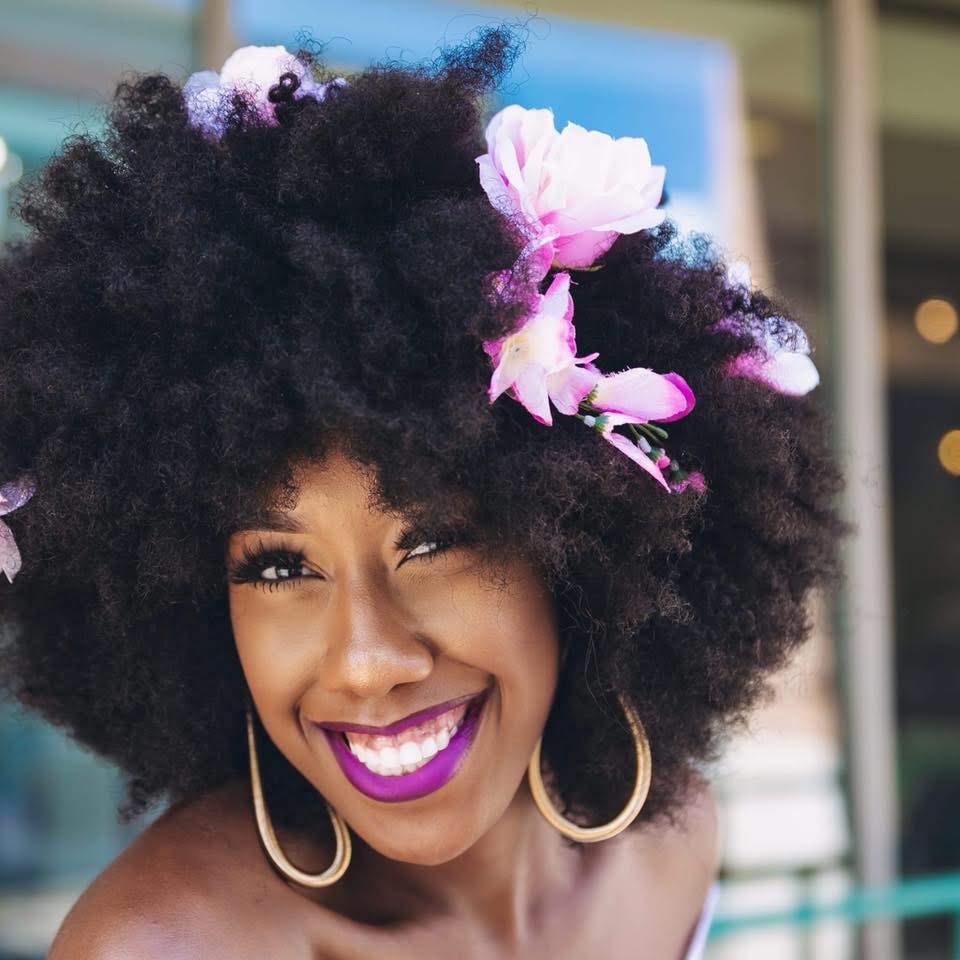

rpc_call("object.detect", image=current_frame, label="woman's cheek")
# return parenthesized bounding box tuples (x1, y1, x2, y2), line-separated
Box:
(229, 588, 322, 701)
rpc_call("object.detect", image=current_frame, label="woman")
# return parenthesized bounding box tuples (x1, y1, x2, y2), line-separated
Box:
(0, 25, 848, 958)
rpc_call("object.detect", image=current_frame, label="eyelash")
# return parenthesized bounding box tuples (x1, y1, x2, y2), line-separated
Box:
(227, 534, 459, 593)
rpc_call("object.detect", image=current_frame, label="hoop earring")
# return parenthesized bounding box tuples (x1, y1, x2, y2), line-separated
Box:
(246, 704, 352, 887)
(527, 692, 652, 843)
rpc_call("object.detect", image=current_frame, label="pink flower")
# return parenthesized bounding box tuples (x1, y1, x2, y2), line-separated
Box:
(590, 367, 695, 423)
(582, 366, 697, 489)
(716, 261, 820, 396)
(727, 343, 820, 396)
(484, 228, 559, 305)
(669, 470, 706, 494)
(484, 272, 600, 426)
(591, 412, 674, 489)
(0, 474, 36, 584)
(184, 45, 347, 136)
(476, 104, 666, 270)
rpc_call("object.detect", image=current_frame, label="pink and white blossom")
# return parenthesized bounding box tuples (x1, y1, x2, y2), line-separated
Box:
(716, 260, 820, 396)
(476, 104, 666, 270)
(583, 365, 697, 489)
(590, 366, 695, 423)
(184, 45, 347, 136)
(483, 272, 600, 426)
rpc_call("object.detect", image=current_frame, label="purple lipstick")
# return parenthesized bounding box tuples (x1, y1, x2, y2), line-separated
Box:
(314, 686, 491, 803)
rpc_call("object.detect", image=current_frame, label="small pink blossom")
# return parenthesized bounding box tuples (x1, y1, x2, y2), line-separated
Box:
(715, 261, 820, 396)
(476, 104, 666, 270)
(582, 366, 696, 489)
(0, 474, 36, 584)
(184, 45, 347, 136)
(669, 470, 706, 494)
(591, 412, 673, 490)
(484, 272, 600, 426)
(589, 366, 695, 423)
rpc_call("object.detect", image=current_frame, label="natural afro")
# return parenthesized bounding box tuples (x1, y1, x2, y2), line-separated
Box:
(0, 24, 850, 836)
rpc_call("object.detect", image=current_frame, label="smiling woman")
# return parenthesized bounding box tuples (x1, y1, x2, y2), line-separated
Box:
(0, 21, 848, 960)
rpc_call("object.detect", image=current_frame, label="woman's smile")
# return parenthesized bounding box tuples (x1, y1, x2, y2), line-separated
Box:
(311, 684, 494, 802)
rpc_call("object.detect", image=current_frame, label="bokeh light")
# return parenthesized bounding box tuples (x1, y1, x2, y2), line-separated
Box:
(914, 298, 958, 344)
(937, 429, 960, 476)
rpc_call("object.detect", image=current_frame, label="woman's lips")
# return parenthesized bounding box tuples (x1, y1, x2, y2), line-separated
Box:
(314, 688, 487, 737)
(316, 686, 492, 803)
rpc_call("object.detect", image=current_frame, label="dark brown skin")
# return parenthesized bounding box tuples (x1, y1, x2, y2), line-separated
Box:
(48, 450, 721, 958)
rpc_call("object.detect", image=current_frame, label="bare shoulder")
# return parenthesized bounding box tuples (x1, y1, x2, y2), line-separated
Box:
(677, 773, 721, 876)
(47, 780, 321, 960)
(622, 775, 721, 946)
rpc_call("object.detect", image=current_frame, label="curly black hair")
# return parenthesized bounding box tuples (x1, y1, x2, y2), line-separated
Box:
(0, 24, 850, 838)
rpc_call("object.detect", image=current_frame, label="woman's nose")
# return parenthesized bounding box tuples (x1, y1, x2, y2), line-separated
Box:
(314, 574, 434, 698)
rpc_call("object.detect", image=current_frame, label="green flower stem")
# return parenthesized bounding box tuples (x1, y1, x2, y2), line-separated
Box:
(577, 402, 669, 442)
(633, 423, 661, 444)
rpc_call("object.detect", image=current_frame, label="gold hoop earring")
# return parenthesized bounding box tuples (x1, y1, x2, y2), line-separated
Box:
(246, 705, 352, 887)
(527, 692, 652, 843)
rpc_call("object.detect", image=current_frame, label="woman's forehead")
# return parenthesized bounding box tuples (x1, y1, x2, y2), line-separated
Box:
(233, 451, 479, 539)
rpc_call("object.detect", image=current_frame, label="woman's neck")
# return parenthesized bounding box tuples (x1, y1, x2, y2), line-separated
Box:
(278, 777, 608, 952)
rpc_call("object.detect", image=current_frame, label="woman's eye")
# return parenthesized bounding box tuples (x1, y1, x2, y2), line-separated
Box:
(228, 532, 466, 592)
(228, 547, 317, 593)
(404, 540, 440, 561)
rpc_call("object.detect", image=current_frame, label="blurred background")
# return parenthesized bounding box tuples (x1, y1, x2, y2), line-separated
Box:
(0, 1, 957, 957)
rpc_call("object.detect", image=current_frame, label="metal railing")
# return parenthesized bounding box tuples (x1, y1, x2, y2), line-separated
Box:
(708, 869, 960, 959)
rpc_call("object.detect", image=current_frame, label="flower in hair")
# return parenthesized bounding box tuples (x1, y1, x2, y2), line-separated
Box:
(483, 272, 600, 426)
(481, 274, 701, 490)
(580, 367, 700, 491)
(476, 104, 666, 270)
(0, 474, 36, 584)
(717, 260, 820, 396)
(184, 45, 346, 136)
(478, 104, 703, 492)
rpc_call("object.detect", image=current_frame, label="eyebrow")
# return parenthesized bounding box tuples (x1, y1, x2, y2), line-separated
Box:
(231, 510, 462, 549)
(234, 509, 309, 535)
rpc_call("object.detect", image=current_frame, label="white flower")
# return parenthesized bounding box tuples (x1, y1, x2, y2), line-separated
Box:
(183, 45, 347, 136)
(717, 259, 820, 396)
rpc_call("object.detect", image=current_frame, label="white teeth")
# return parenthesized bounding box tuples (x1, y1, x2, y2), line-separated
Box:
(346, 722, 459, 776)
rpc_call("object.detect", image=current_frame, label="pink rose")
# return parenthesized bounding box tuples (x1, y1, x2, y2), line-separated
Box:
(476, 104, 666, 270)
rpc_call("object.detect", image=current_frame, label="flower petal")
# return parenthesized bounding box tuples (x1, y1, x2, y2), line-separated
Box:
(602, 430, 671, 490)
(669, 470, 707, 494)
(657, 373, 696, 422)
(512, 363, 553, 425)
(0, 518, 22, 584)
(760, 351, 820, 395)
(476, 154, 518, 220)
(727, 349, 820, 396)
(0, 475, 36, 515)
(549, 229, 619, 269)
(547, 362, 601, 416)
(519, 272, 578, 371)
(593, 367, 694, 422)
(487, 346, 524, 403)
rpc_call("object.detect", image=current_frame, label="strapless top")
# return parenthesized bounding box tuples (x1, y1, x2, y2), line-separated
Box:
(681, 880, 720, 960)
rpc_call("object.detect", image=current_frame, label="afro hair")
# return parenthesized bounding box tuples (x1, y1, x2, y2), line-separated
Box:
(0, 25, 850, 836)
